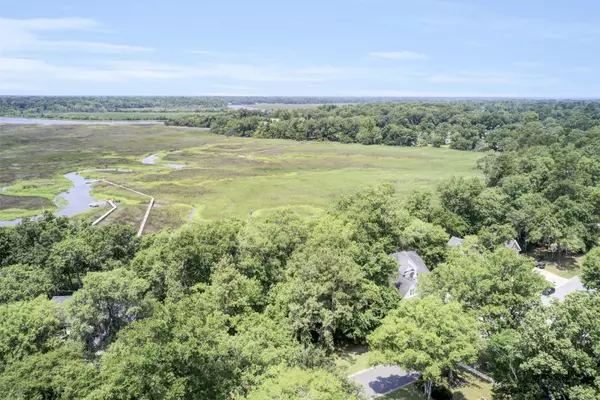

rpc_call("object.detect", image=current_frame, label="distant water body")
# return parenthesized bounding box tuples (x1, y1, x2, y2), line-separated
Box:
(227, 105, 259, 110)
(0, 117, 164, 125)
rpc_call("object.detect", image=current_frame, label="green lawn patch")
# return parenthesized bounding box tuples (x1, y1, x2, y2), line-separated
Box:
(335, 345, 370, 375)
(527, 249, 583, 279)
(380, 383, 425, 400)
(380, 373, 493, 400)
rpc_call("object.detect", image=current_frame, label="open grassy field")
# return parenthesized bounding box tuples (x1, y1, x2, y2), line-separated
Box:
(0, 123, 482, 231)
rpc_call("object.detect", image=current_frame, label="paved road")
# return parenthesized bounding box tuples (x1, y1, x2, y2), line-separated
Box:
(350, 366, 418, 398)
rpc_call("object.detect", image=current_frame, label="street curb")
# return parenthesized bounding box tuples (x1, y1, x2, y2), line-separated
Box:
(348, 366, 377, 378)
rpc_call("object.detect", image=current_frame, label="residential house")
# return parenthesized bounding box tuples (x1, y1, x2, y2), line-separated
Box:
(447, 236, 521, 253)
(390, 251, 430, 299)
(50, 295, 72, 304)
(505, 239, 522, 253)
(447, 236, 464, 247)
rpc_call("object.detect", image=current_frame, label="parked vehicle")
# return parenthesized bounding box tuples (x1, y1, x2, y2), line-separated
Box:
(542, 287, 556, 296)
(536, 261, 547, 269)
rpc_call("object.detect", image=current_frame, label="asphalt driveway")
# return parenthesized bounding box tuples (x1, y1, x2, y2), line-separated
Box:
(350, 365, 418, 398)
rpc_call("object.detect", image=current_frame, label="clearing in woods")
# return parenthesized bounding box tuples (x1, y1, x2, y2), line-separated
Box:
(0, 124, 482, 232)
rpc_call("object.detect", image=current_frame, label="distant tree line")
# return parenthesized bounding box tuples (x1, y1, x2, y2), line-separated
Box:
(0, 96, 227, 115)
(215, 96, 447, 105)
(0, 96, 483, 117)
(166, 100, 600, 151)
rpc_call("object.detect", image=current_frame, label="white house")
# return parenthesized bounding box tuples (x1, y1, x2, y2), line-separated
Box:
(447, 236, 522, 253)
(390, 251, 430, 299)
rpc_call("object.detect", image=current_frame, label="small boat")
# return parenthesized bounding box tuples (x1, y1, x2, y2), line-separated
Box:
(89, 202, 100, 208)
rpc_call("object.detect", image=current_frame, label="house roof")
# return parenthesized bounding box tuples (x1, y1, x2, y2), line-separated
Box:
(505, 239, 522, 252)
(390, 251, 430, 275)
(447, 236, 522, 252)
(50, 295, 72, 304)
(394, 276, 417, 298)
(447, 236, 465, 247)
(541, 276, 587, 306)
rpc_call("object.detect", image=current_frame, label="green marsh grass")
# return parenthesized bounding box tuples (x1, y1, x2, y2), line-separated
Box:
(0, 124, 482, 228)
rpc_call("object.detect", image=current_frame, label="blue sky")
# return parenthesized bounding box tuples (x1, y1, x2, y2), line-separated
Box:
(0, 0, 598, 97)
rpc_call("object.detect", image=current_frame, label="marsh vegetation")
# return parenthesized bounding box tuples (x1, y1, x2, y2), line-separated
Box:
(0, 123, 480, 229)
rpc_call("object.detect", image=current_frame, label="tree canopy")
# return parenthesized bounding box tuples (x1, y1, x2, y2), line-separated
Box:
(369, 297, 480, 399)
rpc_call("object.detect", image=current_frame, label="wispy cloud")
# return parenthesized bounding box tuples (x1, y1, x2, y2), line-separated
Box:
(211, 84, 255, 90)
(0, 58, 367, 85)
(191, 50, 236, 56)
(0, 17, 153, 55)
(352, 89, 525, 98)
(428, 70, 557, 87)
(30, 41, 153, 53)
(190, 50, 257, 58)
(572, 66, 592, 72)
(513, 61, 543, 68)
(369, 51, 426, 60)
(419, 15, 600, 41)
(0, 17, 100, 31)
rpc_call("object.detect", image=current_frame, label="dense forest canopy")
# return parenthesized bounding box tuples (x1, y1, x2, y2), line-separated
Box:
(0, 96, 488, 116)
(2, 99, 600, 398)
(0, 96, 227, 115)
(167, 100, 600, 151)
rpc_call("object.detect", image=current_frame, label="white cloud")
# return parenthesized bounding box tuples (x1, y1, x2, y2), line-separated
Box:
(572, 66, 592, 72)
(427, 70, 556, 87)
(31, 41, 154, 53)
(369, 51, 426, 60)
(0, 17, 153, 55)
(0, 17, 100, 31)
(0, 58, 368, 86)
(419, 15, 600, 41)
(513, 61, 543, 68)
(191, 50, 240, 56)
(211, 84, 255, 90)
(352, 89, 527, 98)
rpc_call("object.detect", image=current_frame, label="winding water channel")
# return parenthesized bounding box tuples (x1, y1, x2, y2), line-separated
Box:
(0, 172, 99, 227)
(0, 119, 187, 226)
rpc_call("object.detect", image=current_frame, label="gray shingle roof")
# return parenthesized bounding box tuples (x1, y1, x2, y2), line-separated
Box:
(390, 251, 429, 275)
(394, 276, 417, 298)
(390, 251, 429, 297)
(50, 295, 72, 304)
(505, 239, 522, 252)
(447, 236, 465, 247)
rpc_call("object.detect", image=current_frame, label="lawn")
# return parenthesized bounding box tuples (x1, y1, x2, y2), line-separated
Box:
(526, 248, 583, 279)
(0, 123, 482, 231)
(380, 373, 493, 400)
(335, 344, 371, 375)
